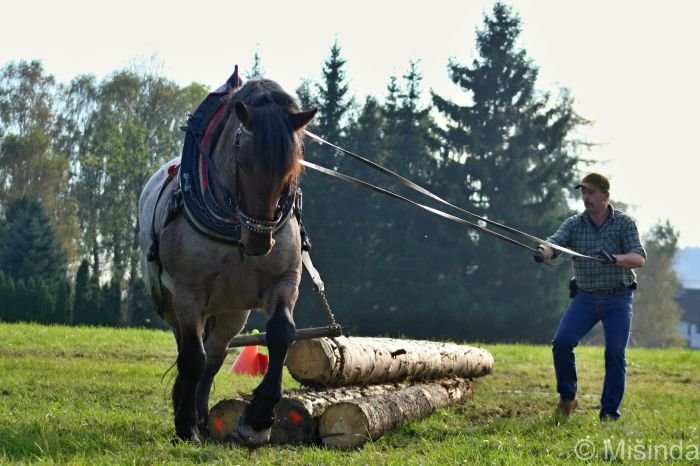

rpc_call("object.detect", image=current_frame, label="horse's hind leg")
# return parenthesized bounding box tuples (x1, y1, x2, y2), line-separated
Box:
(236, 298, 295, 446)
(195, 311, 250, 434)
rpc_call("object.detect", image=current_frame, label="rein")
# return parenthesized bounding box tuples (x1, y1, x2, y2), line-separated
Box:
(303, 130, 603, 263)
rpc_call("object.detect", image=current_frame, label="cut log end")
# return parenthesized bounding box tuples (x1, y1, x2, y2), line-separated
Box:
(207, 399, 247, 442)
(270, 397, 316, 444)
(286, 338, 337, 385)
(318, 401, 369, 449)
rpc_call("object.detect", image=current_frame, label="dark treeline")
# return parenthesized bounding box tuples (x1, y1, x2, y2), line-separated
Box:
(0, 3, 683, 344)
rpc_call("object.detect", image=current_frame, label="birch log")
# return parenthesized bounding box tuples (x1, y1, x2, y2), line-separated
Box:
(207, 383, 413, 444)
(319, 377, 474, 449)
(286, 336, 494, 387)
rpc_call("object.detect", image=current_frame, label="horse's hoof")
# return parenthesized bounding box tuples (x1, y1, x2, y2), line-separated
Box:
(235, 414, 271, 447)
(174, 426, 202, 444)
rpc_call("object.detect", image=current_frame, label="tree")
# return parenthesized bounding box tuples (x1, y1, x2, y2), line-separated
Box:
(0, 270, 11, 321)
(247, 50, 265, 79)
(431, 2, 587, 342)
(72, 259, 93, 325)
(292, 40, 361, 332)
(0, 197, 67, 293)
(130, 278, 167, 329)
(56, 74, 102, 267)
(313, 40, 354, 148)
(632, 221, 684, 347)
(53, 278, 71, 324)
(0, 60, 77, 260)
(81, 70, 207, 325)
(99, 279, 122, 326)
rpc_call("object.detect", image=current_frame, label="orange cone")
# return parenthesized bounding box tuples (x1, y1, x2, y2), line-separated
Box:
(230, 345, 269, 376)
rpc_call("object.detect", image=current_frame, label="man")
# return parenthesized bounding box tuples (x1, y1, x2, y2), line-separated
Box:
(534, 173, 646, 421)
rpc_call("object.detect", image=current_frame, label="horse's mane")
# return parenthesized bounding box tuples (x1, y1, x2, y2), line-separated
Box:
(210, 79, 303, 183)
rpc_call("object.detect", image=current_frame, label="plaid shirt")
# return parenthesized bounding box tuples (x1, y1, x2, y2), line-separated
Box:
(548, 205, 647, 292)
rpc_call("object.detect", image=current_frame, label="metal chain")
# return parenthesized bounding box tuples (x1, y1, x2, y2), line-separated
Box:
(318, 289, 340, 329)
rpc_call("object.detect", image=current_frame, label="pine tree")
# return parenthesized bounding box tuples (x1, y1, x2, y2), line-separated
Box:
(431, 2, 586, 342)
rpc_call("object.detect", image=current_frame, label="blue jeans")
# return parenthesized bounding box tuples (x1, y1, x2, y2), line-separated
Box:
(552, 289, 633, 419)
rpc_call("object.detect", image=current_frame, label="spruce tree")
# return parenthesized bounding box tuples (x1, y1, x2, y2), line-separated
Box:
(0, 197, 66, 289)
(432, 2, 586, 341)
(314, 39, 354, 148)
(293, 41, 357, 332)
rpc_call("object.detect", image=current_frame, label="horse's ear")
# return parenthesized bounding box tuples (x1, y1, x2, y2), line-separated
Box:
(289, 108, 317, 131)
(235, 102, 255, 130)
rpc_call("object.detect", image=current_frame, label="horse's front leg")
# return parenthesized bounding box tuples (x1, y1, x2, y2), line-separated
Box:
(236, 298, 295, 446)
(173, 319, 206, 442)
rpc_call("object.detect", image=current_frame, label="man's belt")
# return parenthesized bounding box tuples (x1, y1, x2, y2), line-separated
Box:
(582, 283, 637, 296)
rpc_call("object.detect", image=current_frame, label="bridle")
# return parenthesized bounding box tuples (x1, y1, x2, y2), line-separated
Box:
(209, 123, 294, 235)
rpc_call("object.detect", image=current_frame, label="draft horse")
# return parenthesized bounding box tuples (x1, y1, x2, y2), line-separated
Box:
(138, 78, 316, 445)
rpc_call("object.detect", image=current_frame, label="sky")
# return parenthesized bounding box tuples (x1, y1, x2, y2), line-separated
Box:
(2, 0, 699, 247)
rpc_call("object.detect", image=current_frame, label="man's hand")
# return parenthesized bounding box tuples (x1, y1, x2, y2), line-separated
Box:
(596, 250, 617, 265)
(533, 245, 546, 263)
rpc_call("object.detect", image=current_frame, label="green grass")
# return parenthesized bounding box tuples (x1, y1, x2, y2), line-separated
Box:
(1, 322, 698, 465)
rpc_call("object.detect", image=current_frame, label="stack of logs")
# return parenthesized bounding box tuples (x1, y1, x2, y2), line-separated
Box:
(209, 336, 494, 449)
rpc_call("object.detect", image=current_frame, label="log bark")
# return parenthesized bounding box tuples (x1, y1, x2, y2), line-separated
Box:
(207, 383, 409, 444)
(319, 377, 474, 449)
(272, 383, 410, 444)
(286, 336, 494, 387)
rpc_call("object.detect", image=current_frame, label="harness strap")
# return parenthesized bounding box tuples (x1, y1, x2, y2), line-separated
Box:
(300, 158, 601, 262)
(304, 131, 602, 262)
(300, 160, 535, 252)
(147, 165, 181, 263)
(185, 117, 238, 217)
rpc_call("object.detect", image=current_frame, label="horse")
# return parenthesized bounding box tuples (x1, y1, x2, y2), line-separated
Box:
(138, 77, 316, 445)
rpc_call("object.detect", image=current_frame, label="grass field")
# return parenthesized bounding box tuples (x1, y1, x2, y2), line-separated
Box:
(1, 322, 698, 465)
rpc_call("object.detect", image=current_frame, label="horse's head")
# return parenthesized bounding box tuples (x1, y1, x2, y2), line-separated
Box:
(214, 80, 316, 256)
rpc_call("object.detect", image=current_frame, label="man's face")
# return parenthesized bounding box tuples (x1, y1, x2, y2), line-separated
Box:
(580, 186, 609, 214)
